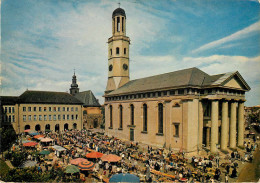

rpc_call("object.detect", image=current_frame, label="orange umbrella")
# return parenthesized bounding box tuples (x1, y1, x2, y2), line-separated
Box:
(101, 154, 121, 162)
(23, 142, 38, 147)
(24, 129, 31, 132)
(86, 151, 104, 159)
(34, 135, 44, 139)
(78, 161, 95, 171)
(70, 158, 88, 165)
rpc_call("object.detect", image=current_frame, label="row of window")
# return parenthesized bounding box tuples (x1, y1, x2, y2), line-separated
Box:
(4, 107, 15, 114)
(3, 115, 15, 123)
(22, 106, 78, 112)
(109, 103, 180, 137)
(110, 47, 127, 56)
(106, 88, 245, 102)
(23, 114, 79, 122)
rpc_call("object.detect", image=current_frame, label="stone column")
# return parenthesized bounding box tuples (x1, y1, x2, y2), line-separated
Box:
(229, 101, 237, 149)
(237, 102, 245, 147)
(206, 127, 210, 148)
(221, 100, 228, 151)
(210, 100, 219, 153)
(198, 101, 204, 149)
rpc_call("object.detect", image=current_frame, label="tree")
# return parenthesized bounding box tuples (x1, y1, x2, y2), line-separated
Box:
(0, 125, 17, 153)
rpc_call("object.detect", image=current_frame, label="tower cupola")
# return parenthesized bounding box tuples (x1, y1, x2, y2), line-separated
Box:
(70, 70, 79, 96)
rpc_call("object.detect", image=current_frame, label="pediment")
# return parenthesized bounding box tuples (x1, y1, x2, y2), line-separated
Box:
(222, 72, 250, 90)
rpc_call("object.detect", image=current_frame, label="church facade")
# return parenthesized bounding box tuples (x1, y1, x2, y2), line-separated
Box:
(104, 8, 251, 153)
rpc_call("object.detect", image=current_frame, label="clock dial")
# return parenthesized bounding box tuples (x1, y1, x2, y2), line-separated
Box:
(123, 64, 128, 71)
(109, 64, 113, 71)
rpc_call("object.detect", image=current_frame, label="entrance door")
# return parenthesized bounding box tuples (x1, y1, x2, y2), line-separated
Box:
(94, 119, 98, 128)
(130, 129, 134, 141)
(55, 124, 60, 132)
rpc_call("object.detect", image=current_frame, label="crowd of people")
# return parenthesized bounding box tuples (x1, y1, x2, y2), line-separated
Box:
(12, 129, 259, 182)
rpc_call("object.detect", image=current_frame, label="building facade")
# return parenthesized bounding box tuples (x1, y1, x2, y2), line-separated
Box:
(1, 91, 83, 134)
(104, 8, 251, 153)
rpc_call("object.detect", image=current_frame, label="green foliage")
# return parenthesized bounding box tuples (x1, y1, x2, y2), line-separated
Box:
(9, 151, 27, 167)
(0, 125, 17, 152)
(0, 159, 10, 178)
(249, 113, 260, 123)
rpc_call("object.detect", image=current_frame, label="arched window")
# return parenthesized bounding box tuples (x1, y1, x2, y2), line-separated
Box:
(24, 125, 30, 130)
(130, 104, 134, 125)
(116, 47, 120, 55)
(119, 105, 123, 129)
(117, 17, 120, 32)
(143, 104, 148, 132)
(158, 103, 163, 134)
(110, 105, 113, 128)
(122, 17, 124, 32)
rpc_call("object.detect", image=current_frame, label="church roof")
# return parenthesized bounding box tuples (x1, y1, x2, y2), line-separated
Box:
(18, 90, 83, 104)
(74, 90, 101, 107)
(0, 96, 19, 105)
(106, 67, 249, 96)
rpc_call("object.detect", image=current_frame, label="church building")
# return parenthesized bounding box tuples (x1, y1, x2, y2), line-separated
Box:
(104, 7, 251, 153)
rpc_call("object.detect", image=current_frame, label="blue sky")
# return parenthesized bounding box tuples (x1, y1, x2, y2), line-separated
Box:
(1, 0, 260, 106)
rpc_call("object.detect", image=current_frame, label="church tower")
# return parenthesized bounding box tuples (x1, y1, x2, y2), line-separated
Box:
(105, 7, 130, 93)
(70, 71, 79, 96)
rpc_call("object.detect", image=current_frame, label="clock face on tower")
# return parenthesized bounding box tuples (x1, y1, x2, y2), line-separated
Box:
(123, 64, 128, 71)
(109, 64, 113, 71)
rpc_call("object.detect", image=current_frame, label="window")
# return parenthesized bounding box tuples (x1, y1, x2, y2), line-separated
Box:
(49, 115, 52, 121)
(28, 107, 31, 112)
(63, 115, 65, 120)
(12, 107, 15, 113)
(76, 114, 78, 120)
(33, 107, 37, 111)
(44, 115, 47, 121)
(54, 107, 56, 112)
(67, 107, 69, 112)
(28, 115, 32, 121)
(117, 17, 120, 32)
(124, 48, 126, 55)
(71, 115, 74, 120)
(130, 104, 134, 125)
(71, 107, 74, 111)
(44, 107, 47, 112)
(53, 115, 56, 121)
(110, 105, 113, 128)
(143, 104, 148, 132)
(75, 107, 78, 111)
(170, 90, 175, 95)
(158, 92, 161, 97)
(58, 115, 61, 120)
(9, 116, 11, 122)
(39, 115, 42, 121)
(34, 115, 37, 121)
(122, 17, 124, 32)
(178, 89, 184, 95)
(23, 115, 26, 121)
(116, 47, 120, 55)
(119, 105, 123, 129)
(174, 123, 180, 137)
(49, 107, 52, 112)
(158, 103, 163, 134)
(58, 107, 60, 112)
(63, 107, 65, 111)
(9, 107, 11, 113)
(12, 115, 15, 122)
(39, 107, 42, 112)
(23, 107, 26, 112)
(110, 49, 112, 56)
(5, 107, 7, 113)
(67, 115, 69, 120)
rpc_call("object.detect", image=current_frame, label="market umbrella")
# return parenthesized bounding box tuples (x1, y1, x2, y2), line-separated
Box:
(34, 134, 44, 139)
(101, 154, 121, 162)
(22, 140, 32, 144)
(78, 161, 95, 171)
(29, 131, 39, 136)
(19, 160, 37, 168)
(109, 173, 140, 182)
(41, 137, 53, 142)
(86, 151, 104, 159)
(23, 142, 38, 147)
(24, 129, 31, 132)
(65, 165, 80, 174)
(39, 150, 50, 155)
(70, 158, 88, 165)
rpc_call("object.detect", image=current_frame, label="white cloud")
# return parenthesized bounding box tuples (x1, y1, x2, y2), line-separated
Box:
(192, 21, 260, 53)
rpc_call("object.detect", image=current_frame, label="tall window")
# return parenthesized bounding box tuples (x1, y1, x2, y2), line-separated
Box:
(119, 105, 123, 129)
(174, 123, 179, 137)
(143, 104, 148, 132)
(39, 107, 42, 112)
(116, 47, 119, 55)
(158, 103, 163, 134)
(130, 104, 134, 125)
(44, 115, 47, 121)
(28, 115, 32, 121)
(110, 105, 113, 128)
(12, 115, 15, 122)
(122, 17, 124, 32)
(39, 115, 42, 121)
(124, 48, 126, 55)
(117, 17, 120, 32)
(23, 107, 26, 112)
(34, 107, 37, 111)
(34, 115, 37, 121)
(110, 49, 112, 56)
(23, 115, 26, 121)
(28, 107, 31, 112)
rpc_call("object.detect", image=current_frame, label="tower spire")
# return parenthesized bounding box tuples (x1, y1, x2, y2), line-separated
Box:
(70, 70, 79, 96)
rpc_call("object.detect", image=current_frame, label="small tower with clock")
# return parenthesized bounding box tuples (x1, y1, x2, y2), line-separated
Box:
(105, 6, 130, 93)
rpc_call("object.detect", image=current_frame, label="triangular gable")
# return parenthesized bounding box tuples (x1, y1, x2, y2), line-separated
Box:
(221, 72, 250, 91)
